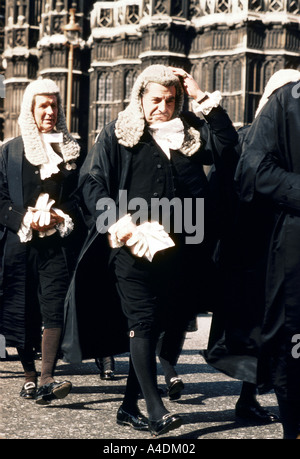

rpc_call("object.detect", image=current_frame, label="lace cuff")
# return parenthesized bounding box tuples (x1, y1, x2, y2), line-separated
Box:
(192, 91, 222, 116)
(17, 208, 74, 242)
(52, 208, 74, 238)
(18, 210, 34, 243)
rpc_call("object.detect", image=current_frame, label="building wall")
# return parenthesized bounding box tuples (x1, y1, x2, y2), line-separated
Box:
(0, 0, 299, 149)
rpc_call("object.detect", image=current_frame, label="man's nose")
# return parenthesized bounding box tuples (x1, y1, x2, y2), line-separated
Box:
(158, 100, 167, 112)
(45, 106, 54, 115)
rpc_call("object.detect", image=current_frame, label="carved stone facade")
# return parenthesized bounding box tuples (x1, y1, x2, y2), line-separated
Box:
(1, 0, 91, 143)
(1, 0, 299, 148)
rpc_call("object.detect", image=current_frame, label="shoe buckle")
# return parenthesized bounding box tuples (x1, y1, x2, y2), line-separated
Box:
(24, 382, 36, 390)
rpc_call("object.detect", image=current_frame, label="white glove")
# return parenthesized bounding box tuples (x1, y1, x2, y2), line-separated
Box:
(108, 214, 137, 247)
(30, 193, 55, 229)
(109, 215, 175, 261)
(126, 230, 149, 257)
(127, 221, 175, 261)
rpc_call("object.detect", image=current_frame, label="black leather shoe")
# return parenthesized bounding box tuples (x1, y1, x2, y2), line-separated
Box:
(235, 401, 279, 424)
(167, 377, 184, 401)
(20, 382, 37, 399)
(117, 406, 149, 431)
(149, 413, 183, 436)
(100, 370, 115, 380)
(95, 357, 115, 380)
(35, 380, 72, 405)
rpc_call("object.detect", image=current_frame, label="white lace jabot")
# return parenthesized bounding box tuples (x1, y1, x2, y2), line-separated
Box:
(39, 132, 64, 180)
(149, 118, 184, 158)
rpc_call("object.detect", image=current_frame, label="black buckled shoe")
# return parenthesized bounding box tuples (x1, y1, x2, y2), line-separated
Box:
(235, 400, 279, 424)
(20, 382, 37, 399)
(100, 370, 115, 380)
(117, 406, 149, 431)
(149, 413, 183, 436)
(35, 380, 72, 405)
(167, 377, 184, 401)
(95, 357, 115, 380)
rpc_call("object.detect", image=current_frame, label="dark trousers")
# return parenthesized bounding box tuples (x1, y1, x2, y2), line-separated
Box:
(17, 233, 70, 380)
(27, 233, 69, 331)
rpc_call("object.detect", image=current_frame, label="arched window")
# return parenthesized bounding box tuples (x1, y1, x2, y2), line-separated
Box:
(96, 72, 113, 132)
(263, 60, 281, 88)
(202, 62, 210, 92)
(214, 62, 222, 91)
(97, 105, 112, 132)
(97, 73, 113, 102)
(191, 63, 201, 89)
(214, 61, 230, 92)
(223, 62, 230, 93)
(232, 61, 242, 91)
(125, 70, 137, 100)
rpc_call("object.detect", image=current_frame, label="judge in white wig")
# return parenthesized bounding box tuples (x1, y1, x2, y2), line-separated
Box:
(0, 78, 81, 405)
(255, 68, 300, 118)
(63, 64, 238, 436)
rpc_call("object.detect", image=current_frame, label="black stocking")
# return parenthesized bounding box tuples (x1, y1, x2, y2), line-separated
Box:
(130, 336, 168, 421)
(276, 396, 300, 439)
(121, 357, 141, 415)
(17, 344, 37, 383)
(238, 381, 257, 404)
(156, 331, 185, 386)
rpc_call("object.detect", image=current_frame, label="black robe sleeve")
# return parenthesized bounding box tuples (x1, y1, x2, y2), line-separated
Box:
(256, 153, 300, 212)
(0, 141, 26, 233)
(236, 84, 300, 211)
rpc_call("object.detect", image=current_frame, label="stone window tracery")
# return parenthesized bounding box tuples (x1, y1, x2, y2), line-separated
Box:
(125, 69, 137, 100)
(126, 4, 140, 24)
(232, 60, 242, 91)
(249, 0, 264, 11)
(97, 105, 112, 131)
(287, 0, 300, 13)
(223, 62, 230, 92)
(214, 61, 231, 93)
(97, 73, 113, 102)
(268, 0, 284, 11)
(98, 8, 113, 28)
(171, 0, 184, 17)
(153, 0, 168, 15)
(215, 0, 230, 13)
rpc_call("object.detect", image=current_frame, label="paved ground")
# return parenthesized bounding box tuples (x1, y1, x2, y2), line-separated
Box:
(0, 314, 283, 442)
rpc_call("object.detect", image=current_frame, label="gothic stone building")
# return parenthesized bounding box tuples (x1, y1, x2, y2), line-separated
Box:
(1, 0, 300, 150)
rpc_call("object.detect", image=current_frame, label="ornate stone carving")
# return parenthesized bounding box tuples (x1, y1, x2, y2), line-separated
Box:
(1, 0, 299, 144)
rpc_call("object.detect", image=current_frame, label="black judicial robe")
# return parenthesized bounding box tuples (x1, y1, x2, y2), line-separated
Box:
(0, 137, 83, 348)
(61, 108, 238, 363)
(234, 81, 300, 400)
(202, 125, 275, 384)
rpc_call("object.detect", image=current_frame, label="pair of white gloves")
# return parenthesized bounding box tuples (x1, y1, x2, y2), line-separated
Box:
(18, 193, 73, 242)
(109, 214, 175, 262)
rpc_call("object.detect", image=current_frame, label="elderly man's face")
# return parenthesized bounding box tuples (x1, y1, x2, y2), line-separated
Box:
(142, 83, 176, 125)
(33, 94, 58, 133)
